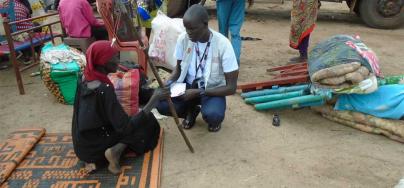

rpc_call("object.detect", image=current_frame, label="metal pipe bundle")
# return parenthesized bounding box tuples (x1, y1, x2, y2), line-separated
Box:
(254, 95, 326, 111)
(241, 84, 331, 111)
(241, 84, 309, 98)
(245, 90, 306, 104)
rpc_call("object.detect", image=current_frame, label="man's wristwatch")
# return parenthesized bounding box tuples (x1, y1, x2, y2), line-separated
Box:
(199, 88, 206, 96)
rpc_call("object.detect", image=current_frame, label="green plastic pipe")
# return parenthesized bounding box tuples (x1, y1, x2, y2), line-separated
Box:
(245, 90, 306, 104)
(255, 95, 325, 111)
(378, 75, 404, 85)
(241, 84, 309, 98)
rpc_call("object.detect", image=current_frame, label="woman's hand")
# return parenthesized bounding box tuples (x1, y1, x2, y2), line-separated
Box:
(142, 87, 170, 113)
(152, 87, 171, 101)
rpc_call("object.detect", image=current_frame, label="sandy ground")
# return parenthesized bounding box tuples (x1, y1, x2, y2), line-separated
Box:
(1, 1, 404, 187)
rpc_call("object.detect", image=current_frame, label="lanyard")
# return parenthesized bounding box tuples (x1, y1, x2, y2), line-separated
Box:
(195, 34, 212, 79)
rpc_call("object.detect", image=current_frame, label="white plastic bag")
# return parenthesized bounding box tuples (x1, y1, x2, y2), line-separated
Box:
(148, 11, 185, 69)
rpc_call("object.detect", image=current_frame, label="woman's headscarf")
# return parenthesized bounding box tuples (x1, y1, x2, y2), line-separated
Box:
(84, 40, 119, 85)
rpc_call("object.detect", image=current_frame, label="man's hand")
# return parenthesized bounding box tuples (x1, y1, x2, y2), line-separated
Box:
(181, 89, 200, 101)
(248, 0, 254, 8)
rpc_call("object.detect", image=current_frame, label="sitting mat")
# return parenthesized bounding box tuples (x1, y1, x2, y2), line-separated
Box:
(1, 130, 164, 188)
(0, 128, 46, 184)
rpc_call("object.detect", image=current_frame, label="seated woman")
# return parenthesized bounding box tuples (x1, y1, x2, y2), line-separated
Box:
(72, 41, 169, 174)
(58, 0, 108, 40)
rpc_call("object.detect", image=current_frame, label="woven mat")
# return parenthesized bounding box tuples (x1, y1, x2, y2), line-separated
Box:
(0, 129, 163, 188)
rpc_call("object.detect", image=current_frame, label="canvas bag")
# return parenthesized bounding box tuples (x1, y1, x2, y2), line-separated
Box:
(108, 68, 140, 116)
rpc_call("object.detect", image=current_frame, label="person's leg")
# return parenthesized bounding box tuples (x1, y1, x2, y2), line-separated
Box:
(104, 143, 127, 174)
(91, 26, 109, 40)
(182, 96, 201, 129)
(298, 34, 310, 59)
(289, 34, 310, 63)
(228, 0, 245, 64)
(145, 28, 152, 39)
(216, 0, 232, 38)
(156, 97, 189, 119)
(200, 96, 226, 132)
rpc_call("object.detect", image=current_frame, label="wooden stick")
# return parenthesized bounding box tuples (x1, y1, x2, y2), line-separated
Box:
(133, 16, 194, 153)
(147, 58, 195, 153)
(139, 48, 195, 153)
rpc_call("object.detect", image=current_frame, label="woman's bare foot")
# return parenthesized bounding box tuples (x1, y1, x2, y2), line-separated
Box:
(105, 148, 122, 175)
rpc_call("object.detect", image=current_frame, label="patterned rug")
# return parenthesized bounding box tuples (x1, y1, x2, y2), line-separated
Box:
(0, 128, 163, 188)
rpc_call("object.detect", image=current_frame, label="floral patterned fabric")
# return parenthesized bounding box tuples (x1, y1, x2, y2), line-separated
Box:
(289, 0, 319, 49)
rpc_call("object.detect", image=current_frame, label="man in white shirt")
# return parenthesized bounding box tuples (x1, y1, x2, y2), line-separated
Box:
(156, 4, 239, 132)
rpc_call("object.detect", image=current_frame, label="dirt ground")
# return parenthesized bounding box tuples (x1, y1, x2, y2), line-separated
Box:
(1, 1, 404, 187)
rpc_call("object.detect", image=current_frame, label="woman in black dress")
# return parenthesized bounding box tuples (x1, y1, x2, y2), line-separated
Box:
(72, 40, 169, 174)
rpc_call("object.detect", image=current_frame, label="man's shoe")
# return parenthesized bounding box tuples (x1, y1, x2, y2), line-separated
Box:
(208, 123, 221, 132)
(182, 106, 201, 129)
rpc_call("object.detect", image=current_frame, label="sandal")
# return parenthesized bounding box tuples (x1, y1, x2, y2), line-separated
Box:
(241, 36, 262, 41)
(182, 106, 200, 129)
(208, 123, 221, 132)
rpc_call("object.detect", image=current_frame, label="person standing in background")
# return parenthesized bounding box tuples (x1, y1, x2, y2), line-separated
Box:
(200, 0, 254, 65)
(289, 0, 320, 63)
(137, 0, 165, 39)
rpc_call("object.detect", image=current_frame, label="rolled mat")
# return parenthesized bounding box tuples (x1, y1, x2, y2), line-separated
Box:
(312, 105, 404, 143)
(0, 128, 46, 184)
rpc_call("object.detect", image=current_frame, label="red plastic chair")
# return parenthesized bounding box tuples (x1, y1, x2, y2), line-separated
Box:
(96, 0, 148, 74)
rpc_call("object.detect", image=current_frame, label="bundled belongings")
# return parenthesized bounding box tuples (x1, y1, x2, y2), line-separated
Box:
(308, 35, 381, 94)
(40, 43, 86, 104)
(312, 105, 404, 143)
(335, 84, 404, 120)
(108, 64, 141, 116)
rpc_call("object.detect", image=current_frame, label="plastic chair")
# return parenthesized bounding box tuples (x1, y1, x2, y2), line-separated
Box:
(2, 13, 63, 94)
(96, 0, 148, 74)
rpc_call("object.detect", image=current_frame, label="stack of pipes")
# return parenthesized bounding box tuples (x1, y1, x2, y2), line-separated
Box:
(241, 84, 332, 111)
